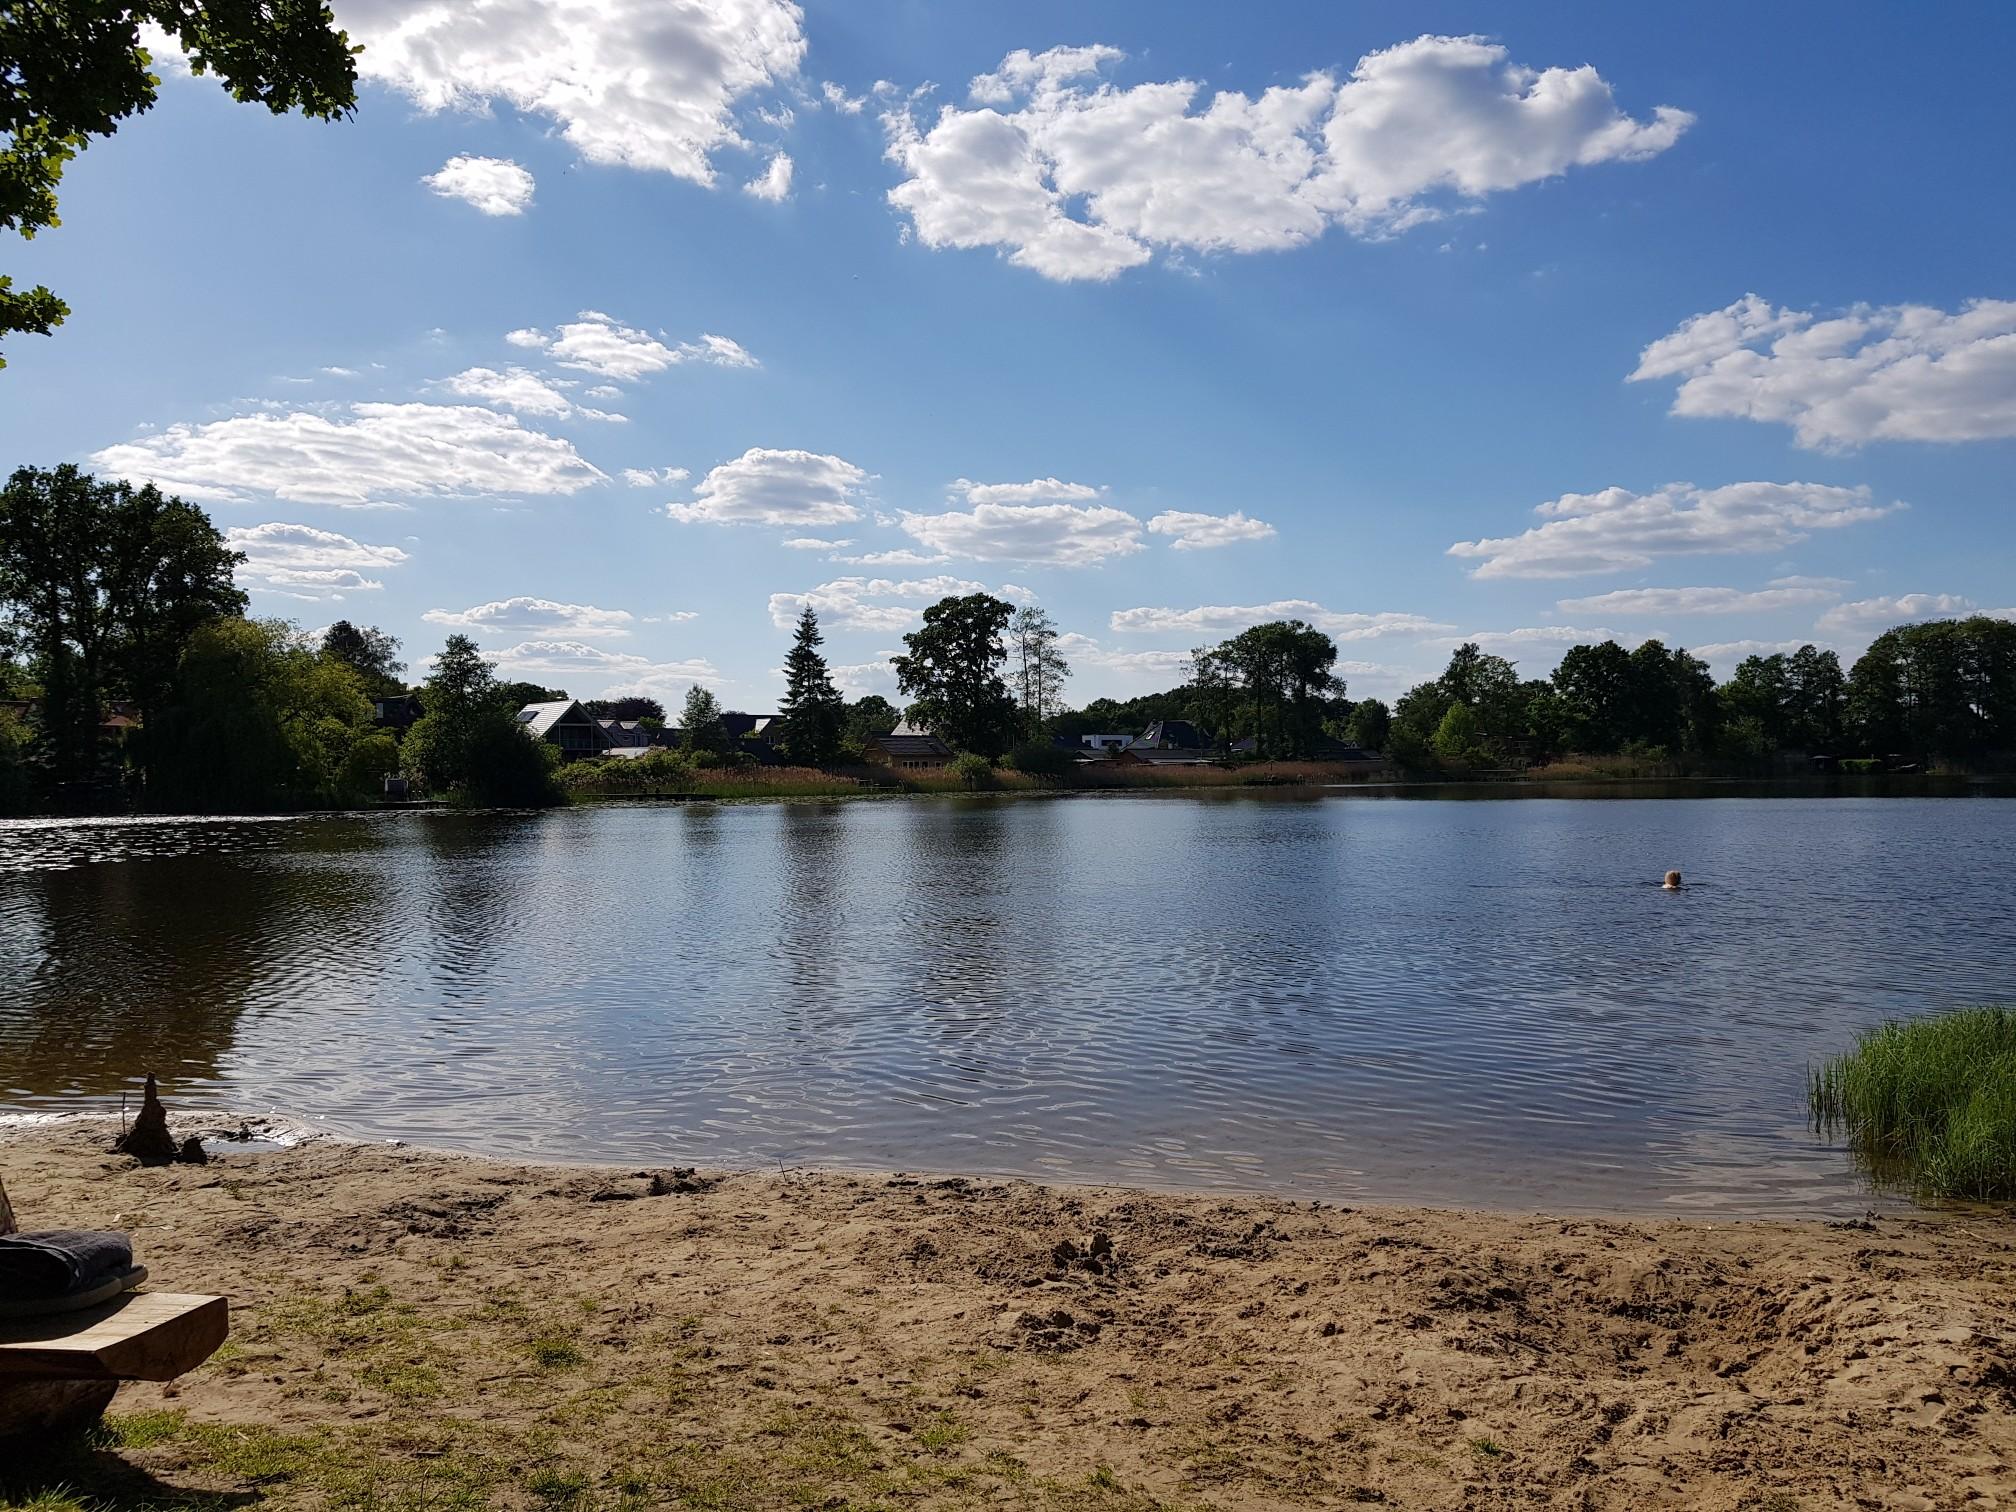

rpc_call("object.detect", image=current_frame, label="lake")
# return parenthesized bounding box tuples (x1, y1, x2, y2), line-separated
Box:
(3, 792, 2013, 1215)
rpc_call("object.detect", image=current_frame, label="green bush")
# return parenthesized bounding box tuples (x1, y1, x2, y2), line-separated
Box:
(1839, 757, 1883, 774)
(1006, 740, 1073, 779)
(949, 752, 994, 789)
(1810, 1005, 2016, 1200)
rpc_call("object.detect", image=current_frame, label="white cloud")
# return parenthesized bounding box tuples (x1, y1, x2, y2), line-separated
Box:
(1816, 594, 1983, 634)
(822, 81, 867, 115)
(1110, 602, 1451, 639)
(422, 154, 535, 215)
(1146, 510, 1276, 550)
(668, 448, 869, 527)
(831, 657, 899, 696)
(621, 466, 691, 488)
(510, 312, 759, 382)
(767, 574, 993, 632)
(1446, 481, 1902, 580)
(782, 536, 851, 550)
(227, 522, 409, 598)
(744, 151, 794, 201)
(1629, 295, 2016, 449)
(900, 501, 1143, 565)
(1554, 584, 1841, 616)
(1769, 574, 1853, 591)
(1053, 632, 1193, 680)
(836, 548, 951, 567)
(424, 597, 637, 639)
(340, 0, 806, 186)
(489, 640, 724, 695)
(884, 34, 1690, 281)
(92, 403, 606, 506)
(949, 476, 1104, 505)
(439, 365, 582, 418)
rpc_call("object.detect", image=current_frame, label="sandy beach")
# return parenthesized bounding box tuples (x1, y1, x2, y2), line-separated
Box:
(3, 1118, 2013, 1510)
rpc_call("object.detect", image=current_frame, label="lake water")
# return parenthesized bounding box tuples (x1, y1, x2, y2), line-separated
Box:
(3, 793, 2013, 1216)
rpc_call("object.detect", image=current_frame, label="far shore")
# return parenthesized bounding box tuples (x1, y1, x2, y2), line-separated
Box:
(5, 1116, 2013, 1509)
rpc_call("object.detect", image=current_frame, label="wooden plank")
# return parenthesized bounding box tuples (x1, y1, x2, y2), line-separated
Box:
(0, 1293, 227, 1382)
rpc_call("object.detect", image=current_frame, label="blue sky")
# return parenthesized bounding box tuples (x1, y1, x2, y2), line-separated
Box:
(5, 1, 2013, 710)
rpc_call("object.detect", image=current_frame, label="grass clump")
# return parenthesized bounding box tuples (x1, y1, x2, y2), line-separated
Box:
(1810, 1005, 2016, 1199)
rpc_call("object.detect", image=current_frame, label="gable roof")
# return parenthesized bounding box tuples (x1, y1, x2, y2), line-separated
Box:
(518, 700, 598, 740)
(875, 730, 954, 758)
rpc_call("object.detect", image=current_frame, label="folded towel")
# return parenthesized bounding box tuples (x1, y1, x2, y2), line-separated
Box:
(0, 1230, 136, 1301)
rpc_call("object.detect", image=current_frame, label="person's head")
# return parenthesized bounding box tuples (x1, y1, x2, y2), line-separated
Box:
(1663, 869, 1683, 889)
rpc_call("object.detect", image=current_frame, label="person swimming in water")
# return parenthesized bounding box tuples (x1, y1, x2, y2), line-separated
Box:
(1662, 869, 1683, 890)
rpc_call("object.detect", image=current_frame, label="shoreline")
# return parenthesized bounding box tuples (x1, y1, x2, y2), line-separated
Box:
(6, 1120, 2014, 1508)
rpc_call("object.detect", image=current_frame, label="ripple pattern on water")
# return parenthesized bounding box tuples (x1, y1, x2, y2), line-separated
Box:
(4, 795, 2014, 1214)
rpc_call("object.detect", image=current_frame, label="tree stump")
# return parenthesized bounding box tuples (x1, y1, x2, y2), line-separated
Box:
(112, 1074, 180, 1166)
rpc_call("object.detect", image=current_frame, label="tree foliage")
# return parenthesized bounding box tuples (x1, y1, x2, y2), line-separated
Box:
(1008, 604, 1070, 736)
(403, 634, 560, 806)
(2, 1, 359, 365)
(320, 620, 405, 698)
(1191, 619, 1344, 758)
(0, 463, 243, 790)
(678, 684, 728, 755)
(777, 606, 845, 766)
(893, 593, 1022, 758)
(582, 695, 664, 723)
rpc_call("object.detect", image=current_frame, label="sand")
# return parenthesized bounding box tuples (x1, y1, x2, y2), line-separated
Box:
(3, 1118, 2014, 1510)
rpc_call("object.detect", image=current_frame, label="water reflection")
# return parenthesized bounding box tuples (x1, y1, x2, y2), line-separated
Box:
(3, 795, 2014, 1216)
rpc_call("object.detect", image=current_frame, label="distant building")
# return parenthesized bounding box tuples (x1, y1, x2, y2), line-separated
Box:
(1131, 720, 1210, 751)
(869, 722, 956, 770)
(370, 694, 423, 734)
(516, 700, 612, 760)
(596, 719, 655, 750)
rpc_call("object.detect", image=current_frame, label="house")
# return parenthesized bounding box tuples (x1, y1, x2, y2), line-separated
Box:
(517, 700, 612, 760)
(1132, 720, 1210, 751)
(1112, 746, 1217, 767)
(371, 694, 423, 734)
(596, 718, 655, 750)
(718, 712, 781, 743)
(1230, 736, 1390, 767)
(868, 721, 955, 770)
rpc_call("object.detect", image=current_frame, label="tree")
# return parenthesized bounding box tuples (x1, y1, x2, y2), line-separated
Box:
(582, 696, 664, 723)
(320, 621, 405, 698)
(843, 694, 899, 748)
(143, 617, 374, 810)
(1847, 616, 2016, 762)
(1433, 702, 1483, 766)
(1552, 641, 1635, 753)
(0, 464, 243, 789)
(495, 679, 566, 713)
(777, 607, 845, 766)
(892, 593, 1022, 758)
(402, 634, 560, 805)
(1008, 605, 1070, 736)
(1344, 698, 1391, 751)
(2, 2, 360, 366)
(1194, 620, 1343, 758)
(679, 684, 729, 755)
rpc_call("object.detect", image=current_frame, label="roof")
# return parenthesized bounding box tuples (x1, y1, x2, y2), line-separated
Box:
(517, 700, 596, 740)
(1135, 720, 1208, 750)
(875, 731, 954, 758)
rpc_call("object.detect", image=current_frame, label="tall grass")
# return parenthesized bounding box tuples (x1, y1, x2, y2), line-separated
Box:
(1809, 1005, 2016, 1200)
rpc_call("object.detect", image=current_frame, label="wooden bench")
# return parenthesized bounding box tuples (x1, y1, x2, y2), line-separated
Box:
(0, 1292, 228, 1441)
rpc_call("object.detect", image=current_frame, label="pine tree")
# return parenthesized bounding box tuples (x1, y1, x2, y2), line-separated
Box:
(778, 607, 845, 766)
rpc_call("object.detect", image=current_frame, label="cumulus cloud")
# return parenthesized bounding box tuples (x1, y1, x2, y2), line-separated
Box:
(782, 536, 850, 550)
(508, 312, 759, 382)
(339, 0, 806, 186)
(836, 548, 951, 567)
(227, 522, 409, 598)
(438, 365, 608, 420)
(1109, 602, 1451, 639)
(1629, 295, 2016, 449)
(1554, 584, 1841, 616)
(1053, 633, 1194, 680)
(92, 403, 606, 506)
(1146, 510, 1276, 550)
(949, 477, 1104, 506)
(668, 448, 870, 527)
(489, 640, 724, 695)
(822, 81, 868, 115)
(900, 500, 1143, 566)
(884, 34, 1690, 281)
(423, 597, 637, 639)
(422, 154, 535, 215)
(1692, 639, 1839, 669)
(620, 466, 691, 487)
(1816, 594, 1986, 634)
(744, 151, 794, 201)
(1446, 481, 1902, 580)
(767, 574, 994, 632)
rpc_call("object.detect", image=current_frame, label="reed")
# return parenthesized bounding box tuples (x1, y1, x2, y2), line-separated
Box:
(1809, 1005, 2016, 1200)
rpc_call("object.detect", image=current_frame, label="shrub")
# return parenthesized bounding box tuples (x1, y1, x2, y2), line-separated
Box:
(1840, 757, 1883, 774)
(1809, 1005, 2016, 1200)
(1006, 740, 1073, 779)
(949, 752, 994, 789)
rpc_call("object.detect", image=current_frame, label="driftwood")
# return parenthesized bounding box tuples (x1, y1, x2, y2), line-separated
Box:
(110, 1075, 204, 1166)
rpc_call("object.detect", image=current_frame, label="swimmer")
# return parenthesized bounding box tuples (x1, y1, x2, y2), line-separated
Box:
(1662, 869, 1683, 890)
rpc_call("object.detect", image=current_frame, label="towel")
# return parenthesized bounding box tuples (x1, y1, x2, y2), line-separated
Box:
(0, 1230, 136, 1300)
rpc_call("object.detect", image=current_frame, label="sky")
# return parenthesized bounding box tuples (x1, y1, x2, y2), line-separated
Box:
(5, 1, 2014, 712)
